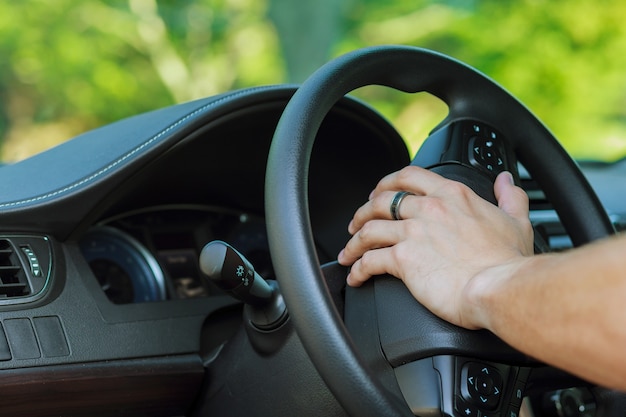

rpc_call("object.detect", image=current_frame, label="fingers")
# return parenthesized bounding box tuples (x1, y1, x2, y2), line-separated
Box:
(494, 171, 529, 220)
(340, 219, 402, 266)
(494, 171, 534, 255)
(348, 190, 413, 234)
(372, 166, 449, 199)
(347, 166, 443, 234)
(345, 247, 396, 287)
(339, 168, 532, 288)
(349, 169, 525, 237)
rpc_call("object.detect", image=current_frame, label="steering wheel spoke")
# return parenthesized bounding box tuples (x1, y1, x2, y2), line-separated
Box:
(394, 355, 531, 417)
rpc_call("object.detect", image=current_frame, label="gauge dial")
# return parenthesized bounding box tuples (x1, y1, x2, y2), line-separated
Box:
(79, 227, 166, 304)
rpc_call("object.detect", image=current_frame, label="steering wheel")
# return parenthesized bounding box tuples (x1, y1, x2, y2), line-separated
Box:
(265, 46, 614, 417)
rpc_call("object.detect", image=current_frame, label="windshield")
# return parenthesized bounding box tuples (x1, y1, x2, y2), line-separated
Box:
(1, 0, 625, 163)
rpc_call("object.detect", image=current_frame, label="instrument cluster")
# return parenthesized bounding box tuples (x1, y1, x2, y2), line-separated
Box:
(79, 205, 273, 304)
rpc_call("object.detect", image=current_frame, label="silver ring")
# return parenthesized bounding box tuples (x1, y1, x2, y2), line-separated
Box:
(390, 191, 413, 220)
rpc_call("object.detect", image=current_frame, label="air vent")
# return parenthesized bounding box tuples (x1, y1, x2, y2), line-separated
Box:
(521, 164, 623, 251)
(519, 164, 573, 251)
(521, 177, 552, 211)
(0, 239, 30, 298)
(530, 212, 572, 251)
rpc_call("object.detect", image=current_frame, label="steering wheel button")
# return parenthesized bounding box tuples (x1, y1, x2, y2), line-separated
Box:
(475, 374, 494, 395)
(461, 362, 504, 411)
(505, 405, 520, 417)
(479, 393, 500, 410)
(510, 379, 526, 408)
(467, 135, 507, 177)
(455, 396, 480, 417)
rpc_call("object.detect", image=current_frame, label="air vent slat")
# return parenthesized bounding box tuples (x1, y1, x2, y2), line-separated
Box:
(0, 239, 30, 298)
(520, 164, 574, 252)
(0, 267, 24, 281)
(0, 283, 29, 297)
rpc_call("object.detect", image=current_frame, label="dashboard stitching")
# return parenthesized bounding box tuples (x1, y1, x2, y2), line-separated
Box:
(0, 88, 266, 209)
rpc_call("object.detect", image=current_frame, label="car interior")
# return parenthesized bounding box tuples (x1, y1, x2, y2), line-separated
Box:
(0, 45, 624, 417)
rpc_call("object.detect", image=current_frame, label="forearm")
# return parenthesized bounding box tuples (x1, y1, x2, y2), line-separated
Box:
(468, 234, 626, 390)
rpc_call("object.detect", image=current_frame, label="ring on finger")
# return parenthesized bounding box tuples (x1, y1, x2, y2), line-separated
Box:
(390, 191, 413, 220)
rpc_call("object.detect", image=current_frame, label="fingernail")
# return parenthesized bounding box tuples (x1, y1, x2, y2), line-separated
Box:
(504, 171, 514, 184)
(346, 273, 353, 286)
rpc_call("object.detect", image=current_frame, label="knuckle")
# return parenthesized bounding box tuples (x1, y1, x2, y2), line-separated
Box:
(341, 242, 358, 261)
(373, 194, 391, 214)
(401, 216, 419, 231)
(397, 166, 420, 184)
(389, 244, 404, 264)
(400, 218, 424, 239)
(442, 180, 471, 196)
(357, 222, 376, 243)
(390, 241, 413, 266)
(359, 251, 376, 270)
(418, 196, 444, 215)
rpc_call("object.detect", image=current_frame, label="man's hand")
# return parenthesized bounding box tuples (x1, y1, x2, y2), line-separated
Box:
(338, 165, 626, 391)
(337, 166, 534, 329)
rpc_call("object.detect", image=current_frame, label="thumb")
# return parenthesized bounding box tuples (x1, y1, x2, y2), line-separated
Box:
(494, 171, 529, 220)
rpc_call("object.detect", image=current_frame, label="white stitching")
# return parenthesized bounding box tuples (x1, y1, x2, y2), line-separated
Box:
(0, 88, 265, 209)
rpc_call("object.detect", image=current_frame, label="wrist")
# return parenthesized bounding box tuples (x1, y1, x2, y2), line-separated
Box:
(461, 256, 531, 331)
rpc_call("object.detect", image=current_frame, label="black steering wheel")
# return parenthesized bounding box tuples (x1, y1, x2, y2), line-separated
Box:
(265, 46, 614, 417)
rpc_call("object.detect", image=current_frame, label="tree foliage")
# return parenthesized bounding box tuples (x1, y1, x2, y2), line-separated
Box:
(1, 0, 625, 162)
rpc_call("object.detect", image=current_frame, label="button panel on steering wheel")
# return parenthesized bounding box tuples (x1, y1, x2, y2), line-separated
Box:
(394, 355, 530, 417)
(461, 362, 504, 410)
(411, 119, 518, 205)
(412, 120, 514, 180)
(454, 358, 530, 417)
(469, 135, 505, 175)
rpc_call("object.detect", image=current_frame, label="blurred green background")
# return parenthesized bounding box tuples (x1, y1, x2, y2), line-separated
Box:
(2, 0, 626, 163)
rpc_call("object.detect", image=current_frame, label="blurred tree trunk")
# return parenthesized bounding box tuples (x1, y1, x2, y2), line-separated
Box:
(268, 0, 346, 83)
